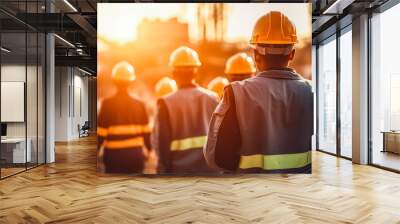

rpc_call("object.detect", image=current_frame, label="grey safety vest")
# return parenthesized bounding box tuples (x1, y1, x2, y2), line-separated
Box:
(163, 86, 218, 173)
(231, 69, 313, 173)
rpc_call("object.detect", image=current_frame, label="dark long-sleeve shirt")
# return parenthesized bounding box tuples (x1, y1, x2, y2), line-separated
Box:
(213, 85, 241, 171)
(155, 99, 173, 172)
(98, 92, 151, 150)
(97, 92, 151, 173)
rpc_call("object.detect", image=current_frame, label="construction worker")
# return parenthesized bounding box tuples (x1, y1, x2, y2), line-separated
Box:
(208, 53, 255, 100)
(155, 77, 178, 98)
(153, 46, 218, 173)
(207, 76, 229, 100)
(97, 61, 151, 173)
(225, 52, 256, 82)
(204, 11, 313, 173)
(151, 77, 177, 169)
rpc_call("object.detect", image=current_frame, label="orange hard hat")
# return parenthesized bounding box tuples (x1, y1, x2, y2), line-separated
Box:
(155, 77, 177, 98)
(169, 46, 201, 67)
(225, 53, 256, 75)
(111, 61, 136, 83)
(207, 76, 229, 100)
(250, 11, 298, 45)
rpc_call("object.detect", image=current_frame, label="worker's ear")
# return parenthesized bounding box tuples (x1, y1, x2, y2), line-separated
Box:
(288, 49, 295, 61)
(253, 51, 262, 68)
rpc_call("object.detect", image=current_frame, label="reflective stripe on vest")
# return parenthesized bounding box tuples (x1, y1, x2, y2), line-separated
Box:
(104, 137, 144, 149)
(97, 127, 108, 137)
(97, 124, 150, 137)
(239, 151, 311, 170)
(170, 136, 207, 151)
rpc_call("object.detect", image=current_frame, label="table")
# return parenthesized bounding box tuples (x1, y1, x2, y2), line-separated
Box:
(382, 131, 400, 154)
(1, 138, 31, 164)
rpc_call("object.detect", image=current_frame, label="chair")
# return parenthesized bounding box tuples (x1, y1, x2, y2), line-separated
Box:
(79, 121, 90, 138)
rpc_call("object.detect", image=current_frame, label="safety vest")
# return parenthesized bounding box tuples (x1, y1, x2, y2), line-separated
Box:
(163, 86, 218, 173)
(231, 69, 313, 173)
(97, 93, 150, 173)
(98, 124, 150, 149)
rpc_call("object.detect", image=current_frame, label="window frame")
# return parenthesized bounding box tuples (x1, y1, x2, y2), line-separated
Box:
(314, 24, 353, 161)
(368, 1, 400, 173)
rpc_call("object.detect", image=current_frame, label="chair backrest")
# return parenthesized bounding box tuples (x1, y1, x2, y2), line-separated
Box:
(82, 121, 90, 129)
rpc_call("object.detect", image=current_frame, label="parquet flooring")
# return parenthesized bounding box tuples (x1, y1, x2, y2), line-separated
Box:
(1, 167, 26, 178)
(1, 136, 400, 223)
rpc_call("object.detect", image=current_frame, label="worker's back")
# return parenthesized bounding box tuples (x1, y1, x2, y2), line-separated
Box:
(163, 86, 218, 173)
(231, 69, 313, 173)
(98, 92, 150, 173)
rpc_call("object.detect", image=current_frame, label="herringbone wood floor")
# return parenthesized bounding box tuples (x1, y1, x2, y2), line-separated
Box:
(1, 136, 400, 224)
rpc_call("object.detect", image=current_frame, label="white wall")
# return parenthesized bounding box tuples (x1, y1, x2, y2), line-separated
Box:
(72, 73, 89, 138)
(55, 67, 70, 141)
(54, 67, 89, 141)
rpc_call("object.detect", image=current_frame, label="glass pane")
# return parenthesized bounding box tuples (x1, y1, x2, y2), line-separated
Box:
(27, 31, 38, 169)
(371, 4, 400, 171)
(1, 31, 27, 177)
(318, 37, 337, 154)
(38, 33, 45, 165)
(0, 1, 46, 178)
(340, 29, 352, 158)
(312, 45, 317, 151)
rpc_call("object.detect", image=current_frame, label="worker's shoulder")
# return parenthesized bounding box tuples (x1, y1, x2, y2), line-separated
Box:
(99, 95, 115, 108)
(164, 86, 217, 101)
(130, 95, 146, 105)
(286, 70, 312, 87)
(103, 94, 146, 108)
(230, 76, 259, 88)
(231, 73, 312, 93)
(301, 79, 313, 87)
(290, 73, 313, 90)
(162, 89, 180, 101)
(196, 86, 219, 100)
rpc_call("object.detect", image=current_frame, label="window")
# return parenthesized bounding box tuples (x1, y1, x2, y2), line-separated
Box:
(339, 28, 352, 158)
(371, 3, 400, 171)
(0, 2, 46, 179)
(312, 45, 317, 151)
(317, 36, 337, 154)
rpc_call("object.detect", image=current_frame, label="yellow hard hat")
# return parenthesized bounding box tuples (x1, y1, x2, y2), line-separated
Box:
(250, 11, 297, 45)
(169, 46, 201, 67)
(225, 53, 256, 75)
(155, 77, 177, 98)
(207, 76, 229, 99)
(112, 61, 136, 83)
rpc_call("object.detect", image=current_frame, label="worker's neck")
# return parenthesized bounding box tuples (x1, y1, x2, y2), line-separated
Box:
(177, 81, 196, 89)
(261, 64, 289, 71)
(116, 88, 130, 95)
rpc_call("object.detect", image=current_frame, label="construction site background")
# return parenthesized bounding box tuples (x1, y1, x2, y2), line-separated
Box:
(98, 15, 311, 118)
